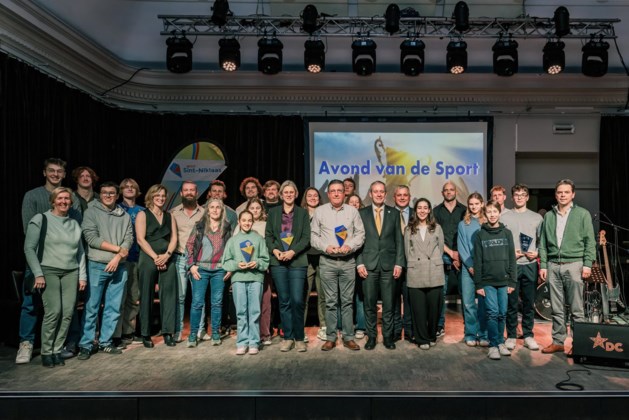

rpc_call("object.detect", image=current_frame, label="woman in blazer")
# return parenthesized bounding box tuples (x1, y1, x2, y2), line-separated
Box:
(266, 180, 311, 352)
(404, 198, 444, 350)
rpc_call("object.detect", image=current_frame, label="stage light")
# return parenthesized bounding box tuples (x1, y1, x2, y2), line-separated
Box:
(543, 41, 565, 75)
(302, 5, 319, 35)
(553, 6, 570, 38)
(453, 1, 469, 32)
(219, 38, 240, 72)
(352, 38, 377, 76)
(492, 37, 518, 76)
(385, 4, 401, 35)
(400, 39, 425, 76)
(211, 0, 230, 27)
(304, 40, 325, 73)
(446, 40, 467, 74)
(582, 38, 609, 77)
(166, 36, 193, 74)
(258, 37, 283, 75)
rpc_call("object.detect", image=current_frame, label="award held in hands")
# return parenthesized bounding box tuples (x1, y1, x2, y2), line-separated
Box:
(240, 240, 254, 263)
(519, 233, 533, 253)
(335, 225, 348, 247)
(280, 231, 293, 251)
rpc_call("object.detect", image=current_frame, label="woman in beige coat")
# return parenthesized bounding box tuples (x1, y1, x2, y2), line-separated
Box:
(404, 198, 445, 350)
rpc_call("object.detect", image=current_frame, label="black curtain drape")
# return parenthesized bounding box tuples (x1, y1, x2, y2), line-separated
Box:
(600, 116, 629, 249)
(1, 53, 305, 289)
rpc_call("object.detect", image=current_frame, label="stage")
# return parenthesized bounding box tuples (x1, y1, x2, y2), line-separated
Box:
(1, 307, 629, 419)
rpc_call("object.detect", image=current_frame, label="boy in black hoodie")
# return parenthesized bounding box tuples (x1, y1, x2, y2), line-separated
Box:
(473, 200, 517, 360)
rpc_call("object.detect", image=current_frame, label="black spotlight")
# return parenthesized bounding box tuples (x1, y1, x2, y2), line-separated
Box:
(211, 0, 230, 27)
(166, 36, 193, 74)
(352, 39, 377, 76)
(543, 41, 565, 75)
(553, 6, 570, 38)
(258, 37, 283, 75)
(302, 5, 319, 35)
(446, 40, 467, 74)
(304, 40, 325, 73)
(453, 1, 469, 32)
(492, 38, 518, 76)
(582, 38, 609, 77)
(400, 39, 425, 76)
(219, 38, 240, 72)
(385, 4, 401, 35)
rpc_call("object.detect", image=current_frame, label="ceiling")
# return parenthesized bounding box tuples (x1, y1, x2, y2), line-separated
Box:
(1, 0, 629, 114)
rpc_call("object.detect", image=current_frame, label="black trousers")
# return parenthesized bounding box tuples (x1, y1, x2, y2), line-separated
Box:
(363, 267, 395, 341)
(506, 262, 537, 339)
(138, 253, 177, 337)
(409, 286, 443, 345)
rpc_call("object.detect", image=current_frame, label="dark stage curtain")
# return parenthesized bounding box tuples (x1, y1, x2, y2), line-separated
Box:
(599, 116, 629, 247)
(0, 53, 305, 291)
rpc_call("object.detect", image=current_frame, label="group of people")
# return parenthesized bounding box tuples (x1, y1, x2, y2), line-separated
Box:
(16, 157, 596, 367)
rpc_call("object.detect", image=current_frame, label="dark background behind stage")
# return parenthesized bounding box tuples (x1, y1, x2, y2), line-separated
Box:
(2, 51, 629, 326)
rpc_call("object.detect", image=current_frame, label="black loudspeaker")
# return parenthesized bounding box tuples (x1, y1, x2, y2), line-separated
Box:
(572, 322, 629, 366)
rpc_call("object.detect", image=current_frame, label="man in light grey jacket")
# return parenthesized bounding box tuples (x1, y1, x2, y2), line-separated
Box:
(78, 182, 133, 359)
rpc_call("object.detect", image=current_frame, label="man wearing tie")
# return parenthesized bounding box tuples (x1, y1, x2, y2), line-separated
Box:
(357, 181, 405, 350)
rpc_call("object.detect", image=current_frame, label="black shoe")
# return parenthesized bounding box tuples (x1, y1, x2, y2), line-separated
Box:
(393, 335, 402, 342)
(121, 334, 134, 345)
(436, 328, 445, 338)
(77, 348, 91, 360)
(99, 345, 123, 355)
(364, 338, 377, 350)
(142, 336, 154, 348)
(41, 354, 55, 368)
(112, 338, 127, 350)
(163, 334, 176, 347)
(383, 340, 396, 350)
(51, 353, 65, 366)
(404, 335, 417, 344)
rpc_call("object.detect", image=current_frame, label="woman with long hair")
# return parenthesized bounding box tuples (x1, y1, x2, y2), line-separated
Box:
(136, 184, 178, 348)
(185, 198, 232, 347)
(404, 198, 444, 350)
(457, 192, 488, 347)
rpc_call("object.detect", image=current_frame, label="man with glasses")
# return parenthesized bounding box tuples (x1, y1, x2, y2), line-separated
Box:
(311, 179, 365, 352)
(78, 182, 133, 359)
(500, 184, 543, 351)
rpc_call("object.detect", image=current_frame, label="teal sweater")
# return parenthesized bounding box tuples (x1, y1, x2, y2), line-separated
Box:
(539, 204, 596, 269)
(222, 231, 269, 283)
(473, 223, 517, 289)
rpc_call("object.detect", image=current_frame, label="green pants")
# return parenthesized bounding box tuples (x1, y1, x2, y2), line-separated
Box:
(41, 266, 78, 355)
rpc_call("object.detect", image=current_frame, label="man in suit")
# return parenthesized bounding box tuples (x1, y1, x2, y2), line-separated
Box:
(356, 181, 405, 350)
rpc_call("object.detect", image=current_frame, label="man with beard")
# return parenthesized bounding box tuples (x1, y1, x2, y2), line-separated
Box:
(432, 181, 466, 337)
(207, 180, 238, 230)
(263, 180, 281, 211)
(170, 181, 206, 342)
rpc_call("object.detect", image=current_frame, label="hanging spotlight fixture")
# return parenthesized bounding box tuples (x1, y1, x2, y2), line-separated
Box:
(385, 4, 401, 35)
(446, 40, 467, 74)
(543, 41, 565, 75)
(166, 35, 193, 74)
(492, 36, 518, 76)
(582, 37, 609, 77)
(219, 38, 240, 72)
(553, 6, 570, 38)
(400, 39, 425, 76)
(304, 40, 325, 73)
(258, 37, 284, 74)
(453, 1, 469, 32)
(302, 5, 319, 35)
(352, 38, 377, 76)
(211, 0, 231, 27)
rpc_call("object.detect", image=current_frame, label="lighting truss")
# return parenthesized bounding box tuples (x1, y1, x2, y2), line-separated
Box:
(158, 14, 618, 40)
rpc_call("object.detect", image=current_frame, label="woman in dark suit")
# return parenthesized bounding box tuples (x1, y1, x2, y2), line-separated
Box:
(404, 198, 445, 350)
(266, 180, 311, 352)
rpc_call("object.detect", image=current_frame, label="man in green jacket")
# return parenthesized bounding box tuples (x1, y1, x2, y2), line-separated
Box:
(539, 179, 596, 354)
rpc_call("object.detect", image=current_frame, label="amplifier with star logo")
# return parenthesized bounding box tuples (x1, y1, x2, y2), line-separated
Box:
(572, 322, 629, 366)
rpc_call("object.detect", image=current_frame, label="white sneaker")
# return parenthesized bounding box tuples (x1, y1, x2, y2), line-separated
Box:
(524, 337, 540, 351)
(488, 347, 501, 360)
(478, 339, 490, 348)
(197, 329, 207, 340)
(317, 327, 327, 340)
(419, 344, 430, 350)
(16, 341, 33, 364)
(262, 338, 273, 346)
(505, 338, 516, 350)
(280, 339, 295, 352)
(465, 340, 478, 347)
(498, 343, 512, 356)
(303, 335, 309, 343)
(248, 348, 259, 355)
(355, 330, 365, 340)
(236, 347, 247, 355)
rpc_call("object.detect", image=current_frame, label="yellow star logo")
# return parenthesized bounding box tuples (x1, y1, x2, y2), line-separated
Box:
(590, 332, 608, 349)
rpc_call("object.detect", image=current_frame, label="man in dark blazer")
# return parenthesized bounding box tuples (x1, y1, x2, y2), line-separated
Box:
(356, 181, 405, 350)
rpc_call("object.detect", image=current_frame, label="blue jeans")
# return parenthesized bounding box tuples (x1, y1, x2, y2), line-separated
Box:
(354, 277, 366, 332)
(189, 268, 225, 340)
(461, 267, 487, 342)
(271, 266, 307, 341)
(175, 253, 205, 335)
(19, 265, 39, 344)
(481, 285, 508, 348)
(80, 261, 127, 350)
(232, 281, 263, 349)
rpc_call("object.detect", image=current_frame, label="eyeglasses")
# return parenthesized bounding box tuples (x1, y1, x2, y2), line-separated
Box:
(101, 192, 118, 197)
(513, 193, 528, 198)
